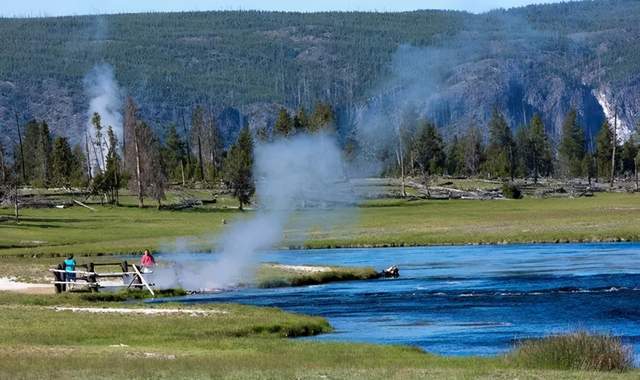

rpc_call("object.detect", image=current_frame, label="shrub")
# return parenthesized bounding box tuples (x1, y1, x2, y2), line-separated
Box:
(502, 183, 523, 199)
(508, 331, 633, 372)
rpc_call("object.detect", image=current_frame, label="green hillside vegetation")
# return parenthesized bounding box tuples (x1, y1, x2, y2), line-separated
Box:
(1, 0, 639, 120)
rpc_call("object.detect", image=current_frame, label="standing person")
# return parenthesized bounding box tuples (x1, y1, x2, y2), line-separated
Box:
(64, 254, 77, 283)
(140, 249, 156, 273)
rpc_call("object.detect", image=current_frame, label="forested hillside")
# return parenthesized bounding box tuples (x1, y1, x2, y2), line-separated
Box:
(0, 0, 639, 151)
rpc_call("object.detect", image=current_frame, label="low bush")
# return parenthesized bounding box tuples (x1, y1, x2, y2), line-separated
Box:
(502, 183, 523, 199)
(507, 331, 633, 372)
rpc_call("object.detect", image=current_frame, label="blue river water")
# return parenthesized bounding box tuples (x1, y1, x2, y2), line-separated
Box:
(153, 243, 640, 358)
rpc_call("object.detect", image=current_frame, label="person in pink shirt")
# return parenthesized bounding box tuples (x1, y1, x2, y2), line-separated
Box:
(140, 249, 156, 273)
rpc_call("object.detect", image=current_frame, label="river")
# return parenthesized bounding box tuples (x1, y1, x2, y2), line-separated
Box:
(152, 243, 640, 358)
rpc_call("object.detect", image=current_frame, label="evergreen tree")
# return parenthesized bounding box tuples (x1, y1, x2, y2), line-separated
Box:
(51, 136, 74, 187)
(620, 138, 638, 176)
(412, 120, 446, 185)
(22, 120, 40, 183)
(274, 108, 293, 138)
(514, 126, 530, 178)
(558, 109, 586, 177)
(292, 107, 309, 134)
(162, 124, 187, 183)
(484, 108, 514, 179)
(223, 127, 255, 210)
(531, 115, 554, 179)
(70, 145, 87, 187)
(595, 121, 614, 181)
(309, 102, 335, 132)
(446, 135, 464, 176)
(22, 120, 52, 187)
(39, 122, 52, 186)
(145, 132, 167, 209)
(515, 114, 553, 182)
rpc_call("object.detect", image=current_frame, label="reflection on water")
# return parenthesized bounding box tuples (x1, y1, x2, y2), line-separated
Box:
(152, 243, 640, 358)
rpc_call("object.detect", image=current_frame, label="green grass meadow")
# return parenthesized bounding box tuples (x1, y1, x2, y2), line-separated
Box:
(2, 192, 640, 257)
(308, 192, 640, 247)
(0, 293, 638, 379)
(2, 191, 640, 378)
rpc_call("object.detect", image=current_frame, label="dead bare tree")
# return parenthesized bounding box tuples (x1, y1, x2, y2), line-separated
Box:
(144, 136, 167, 209)
(180, 109, 192, 168)
(123, 97, 167, 208)
(204, 107, 224, 183)
(190, 105, 206, 181)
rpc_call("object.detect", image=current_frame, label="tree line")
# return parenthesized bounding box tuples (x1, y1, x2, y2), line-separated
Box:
(0, 100, 338, 209)
(2, 102, 639, 210)
(376, 107, 640, 194)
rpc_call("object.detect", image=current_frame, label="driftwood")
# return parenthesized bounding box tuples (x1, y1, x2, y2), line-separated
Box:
(379, 266, 400, 278)
(73, 199, 97, 211)
(408, 179, 503, 200)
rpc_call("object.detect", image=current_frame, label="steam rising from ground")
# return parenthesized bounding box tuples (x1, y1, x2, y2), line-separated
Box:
(83, 63, 122, 172)
(153, 133, 355, 290)
(353, 14, 556, 165)
(151, 15, 553, 291)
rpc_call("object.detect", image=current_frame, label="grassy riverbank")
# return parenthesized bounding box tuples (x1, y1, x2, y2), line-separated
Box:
(1, 192, 640, 257)
(256, 264, 380, 288)
(0, 292, 637, 379)
(0, 255, 379, 287)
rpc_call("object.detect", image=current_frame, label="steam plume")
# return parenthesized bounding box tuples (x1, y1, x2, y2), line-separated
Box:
(83, 63, 122, 172)
(153, 133, 355, 290)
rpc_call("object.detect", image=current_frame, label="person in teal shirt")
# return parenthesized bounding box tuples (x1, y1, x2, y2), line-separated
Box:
(64, 254, 76, 282)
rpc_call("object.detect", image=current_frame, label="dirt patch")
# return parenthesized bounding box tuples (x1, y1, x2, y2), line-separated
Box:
(126, 351, 177, 360)
(50, 306, 227, 316)
(0, 277, 52, 294)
